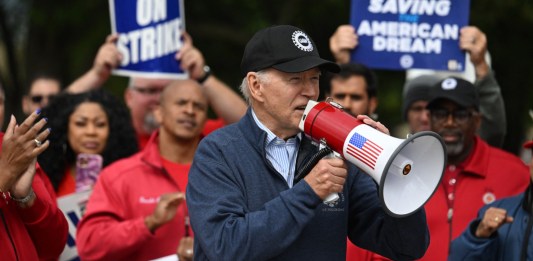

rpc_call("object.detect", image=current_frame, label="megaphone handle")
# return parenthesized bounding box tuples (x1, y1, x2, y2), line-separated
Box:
(317, 140, 341, 204)
(323, 192, 339, 204)
(323, 150, 341, 204)
(294, 145, 341, 204)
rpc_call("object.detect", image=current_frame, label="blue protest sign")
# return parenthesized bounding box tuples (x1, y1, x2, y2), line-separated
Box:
(109, 0, 187, 79)
(57, 191, 92, 261)
(350, 0, 470, 71)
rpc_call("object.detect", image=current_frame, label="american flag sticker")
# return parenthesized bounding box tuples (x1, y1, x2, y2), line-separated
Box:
(346, 132, 383, 170)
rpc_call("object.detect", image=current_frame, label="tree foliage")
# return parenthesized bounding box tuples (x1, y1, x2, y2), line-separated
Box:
(1, 0, 532, 153)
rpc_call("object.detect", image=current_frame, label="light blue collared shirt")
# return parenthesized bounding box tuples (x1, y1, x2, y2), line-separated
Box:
(252, 110, 301, 187)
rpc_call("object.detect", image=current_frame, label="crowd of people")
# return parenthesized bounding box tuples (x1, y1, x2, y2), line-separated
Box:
(0, 18, 531, 261)
(327, 24, 529, 261)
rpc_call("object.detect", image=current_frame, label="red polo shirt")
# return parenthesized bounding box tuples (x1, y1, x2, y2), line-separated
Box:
(346, 136, 529, 261)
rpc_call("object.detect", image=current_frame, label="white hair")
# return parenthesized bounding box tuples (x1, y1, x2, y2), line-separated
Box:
(239, 70, 270, 105)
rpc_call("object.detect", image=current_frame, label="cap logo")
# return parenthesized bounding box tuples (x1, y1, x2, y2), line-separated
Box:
(441, 78, 457, 90)
(292, 31, 313, 52)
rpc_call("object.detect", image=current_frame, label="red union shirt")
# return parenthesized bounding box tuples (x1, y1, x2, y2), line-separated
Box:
(346, 136, 530, 261)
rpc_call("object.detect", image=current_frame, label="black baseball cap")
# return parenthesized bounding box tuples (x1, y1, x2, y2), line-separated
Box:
(240, 25, 340, 76)
(427, 77, 479, 110)
(402, 75, 441, 120)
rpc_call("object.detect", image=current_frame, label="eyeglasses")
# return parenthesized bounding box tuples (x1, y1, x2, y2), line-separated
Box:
(131, 86, 163, 96)
(430, 108, 474, 124)
(30, 95, 56, 104)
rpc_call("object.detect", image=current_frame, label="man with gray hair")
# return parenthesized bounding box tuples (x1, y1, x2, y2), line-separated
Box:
(421, 76, 529, 260)
(187, 25, 430, 260)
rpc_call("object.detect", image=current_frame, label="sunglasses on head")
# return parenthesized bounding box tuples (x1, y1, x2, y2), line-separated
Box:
(30, 94, 56, 104)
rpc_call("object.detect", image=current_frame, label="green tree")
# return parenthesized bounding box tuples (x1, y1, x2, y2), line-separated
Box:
(1, 0, 532, 154)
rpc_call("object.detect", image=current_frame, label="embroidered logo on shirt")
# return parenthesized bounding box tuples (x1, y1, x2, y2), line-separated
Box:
(482, 192, 496, 204)
(139, 196, 160, 204)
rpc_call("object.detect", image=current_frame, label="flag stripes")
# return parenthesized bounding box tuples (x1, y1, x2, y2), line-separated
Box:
(346, 132, 383, 169)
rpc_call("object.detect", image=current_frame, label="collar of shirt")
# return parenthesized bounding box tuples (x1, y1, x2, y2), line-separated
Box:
(252, 109, 301, 187)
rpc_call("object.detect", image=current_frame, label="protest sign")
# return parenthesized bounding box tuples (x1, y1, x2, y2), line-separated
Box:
(109, 0, 187, 79)
(350, 0, 470, 71)
(57, 190, 92, 261)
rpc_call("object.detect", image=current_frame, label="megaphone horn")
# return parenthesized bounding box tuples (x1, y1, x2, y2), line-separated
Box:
(299, 100, 446, 217)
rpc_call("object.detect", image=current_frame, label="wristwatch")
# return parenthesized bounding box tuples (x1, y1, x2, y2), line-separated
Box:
(197, 65, 211, 84)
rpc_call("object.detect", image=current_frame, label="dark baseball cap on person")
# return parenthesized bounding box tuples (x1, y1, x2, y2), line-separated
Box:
(402, 75, 441, 120)
(240, 25, 340, 76)
(427, 77, 479, 110)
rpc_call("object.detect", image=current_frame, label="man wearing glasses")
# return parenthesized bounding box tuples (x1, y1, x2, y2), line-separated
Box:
(67, 33, 246, 149)
(22, 75, 61, 115)
(417, 76, 530, 261)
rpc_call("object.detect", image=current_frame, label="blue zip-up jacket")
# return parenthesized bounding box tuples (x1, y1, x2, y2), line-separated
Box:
(186, 109, 430, 261)
(450, 186, 533, 260)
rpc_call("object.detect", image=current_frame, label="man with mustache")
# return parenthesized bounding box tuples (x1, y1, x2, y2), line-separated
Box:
(449, 137, 533, 260)
(77, 79, 206, 261)
(418, 76, 530, 261)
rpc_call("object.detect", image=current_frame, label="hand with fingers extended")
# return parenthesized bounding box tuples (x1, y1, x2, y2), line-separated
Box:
(0, 110, 50, 200)
(304, 157, 348, 200)
(144, 192, 186, 233)
(475, 207, 513, 238)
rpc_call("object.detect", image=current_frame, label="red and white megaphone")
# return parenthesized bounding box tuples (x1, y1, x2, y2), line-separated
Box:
(299, 100, 446, 217)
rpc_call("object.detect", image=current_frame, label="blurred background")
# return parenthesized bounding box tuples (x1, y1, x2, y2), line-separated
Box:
(0, 0, 532, 155)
